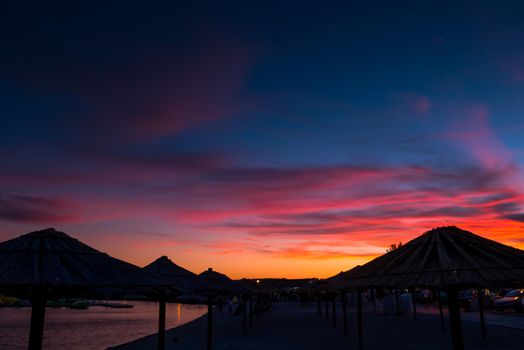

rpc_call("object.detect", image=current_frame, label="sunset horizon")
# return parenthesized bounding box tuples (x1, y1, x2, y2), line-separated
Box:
(3, 1, 524, 281)
(3, 224, 522, 280)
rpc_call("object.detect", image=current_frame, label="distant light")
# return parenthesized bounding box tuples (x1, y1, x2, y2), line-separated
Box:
(256, 279, 260, 283)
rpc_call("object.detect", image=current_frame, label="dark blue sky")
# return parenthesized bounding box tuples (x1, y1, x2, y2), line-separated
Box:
(1, 1, 524, 277)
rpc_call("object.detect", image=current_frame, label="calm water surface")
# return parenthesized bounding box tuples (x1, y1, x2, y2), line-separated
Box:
(0, 301, 207, 349)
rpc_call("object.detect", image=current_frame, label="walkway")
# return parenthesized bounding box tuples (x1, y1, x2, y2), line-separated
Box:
(112, 301, 524, 350)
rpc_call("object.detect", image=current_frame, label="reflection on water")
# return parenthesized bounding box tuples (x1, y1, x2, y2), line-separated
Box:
(0, 301, 207, 350)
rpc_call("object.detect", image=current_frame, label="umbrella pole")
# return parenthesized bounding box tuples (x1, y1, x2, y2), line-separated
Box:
(332, 294, 336, 327)
(158, 299, 166, 350)
(325, 294, 329, 321)
(28, 287, 47, 350)
(357, 289, 363, 350)
(317, 292, 322, 315)
(395, 289, 401, 317)
(372, 289, 376, 313)
(207, 296, 213, 350)
(341, 290, 348, 336)
(249, 295, 253, 328)
(437, 289, 445, 331)
(410, 288, 417, 321)
(447, 287, 464, 350)
(255, 295, 260, 320)
(477, 288, 487, 340)
(242, 295, 247, 335)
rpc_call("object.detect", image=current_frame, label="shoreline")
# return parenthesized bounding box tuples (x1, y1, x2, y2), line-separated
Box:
(108, 309, 223, 350)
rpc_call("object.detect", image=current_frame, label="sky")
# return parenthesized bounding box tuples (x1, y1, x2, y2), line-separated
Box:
(1, 1, 524, 278)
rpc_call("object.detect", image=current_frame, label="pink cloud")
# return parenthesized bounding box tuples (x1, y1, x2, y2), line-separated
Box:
(0, 194, 78, 224)
(16, 36, 258, 143)
(446, 104, 514, 170)
(3, 156, 524, 276)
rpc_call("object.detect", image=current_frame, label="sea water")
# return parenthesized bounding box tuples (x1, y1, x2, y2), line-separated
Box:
(0, 301, 207, 349)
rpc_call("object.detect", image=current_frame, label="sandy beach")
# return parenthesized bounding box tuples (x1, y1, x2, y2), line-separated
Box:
(111, 301, 524, 350)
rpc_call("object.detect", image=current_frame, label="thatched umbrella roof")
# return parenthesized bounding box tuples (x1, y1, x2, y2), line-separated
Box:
(295, 276, 336, 294)
(332, 226, 524, 350)
(198, 268, 244, 294)
(0, 228, 163, 350)
(197, 268, 247, 350)
(341, 226, 524, 289)
(321, 268, 362, 291)
(0, 228, 157, 290)
(143, 255, 206, 293)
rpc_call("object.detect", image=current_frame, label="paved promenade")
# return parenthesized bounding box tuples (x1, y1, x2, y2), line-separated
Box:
(112, 301, 524, 350)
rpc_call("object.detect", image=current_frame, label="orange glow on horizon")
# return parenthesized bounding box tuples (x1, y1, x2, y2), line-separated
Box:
(81, 220, 524, 280)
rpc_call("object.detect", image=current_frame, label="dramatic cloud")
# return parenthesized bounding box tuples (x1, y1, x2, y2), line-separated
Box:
(503, 213, 524, 223)
(444, 104, 519, 174)
(2, 1, 524, 278)
(0, 194, 76, 224)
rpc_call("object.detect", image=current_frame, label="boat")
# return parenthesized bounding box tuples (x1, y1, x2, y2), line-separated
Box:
(70, 300, 90, 309)
(0, 295, 18, 306)
(93, 302, 134, 308)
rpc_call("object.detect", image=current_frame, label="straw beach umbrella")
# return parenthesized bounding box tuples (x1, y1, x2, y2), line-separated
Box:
(198, 268, 246, 350)
(0, 228, 160, 350)
(345, 226, 524, 288)
(321, 268, 363, 336)
(338, 226, 524, 350)
(143, 256, 205, 350)
(144, 255, 202, 291)
(199, 267, 242, 294)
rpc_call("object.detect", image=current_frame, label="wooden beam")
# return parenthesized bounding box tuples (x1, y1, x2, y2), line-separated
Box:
(242, 295, 247, 335)
(249, 295, 253, 328)
(395, 289, 401, 317)
(411, 288, 417, 321)
(437, 289, 445, 331)
(357, 289, 363, 350)
(317, 293, 322, 315)
(341, 290, 348, 336)
(332, 294, 336, 327)
(325, 294, 329, 321)
(372, 289, 376, 313)
(477, 288, 487, 340)
(207, 296, 213, 350)
(447, 287, 464, 350)
(157, 299, 166, 350)
(28, 287, 47, 350)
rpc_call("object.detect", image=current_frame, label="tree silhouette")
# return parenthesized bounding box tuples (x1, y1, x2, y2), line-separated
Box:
(386, 242, 402, 253)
